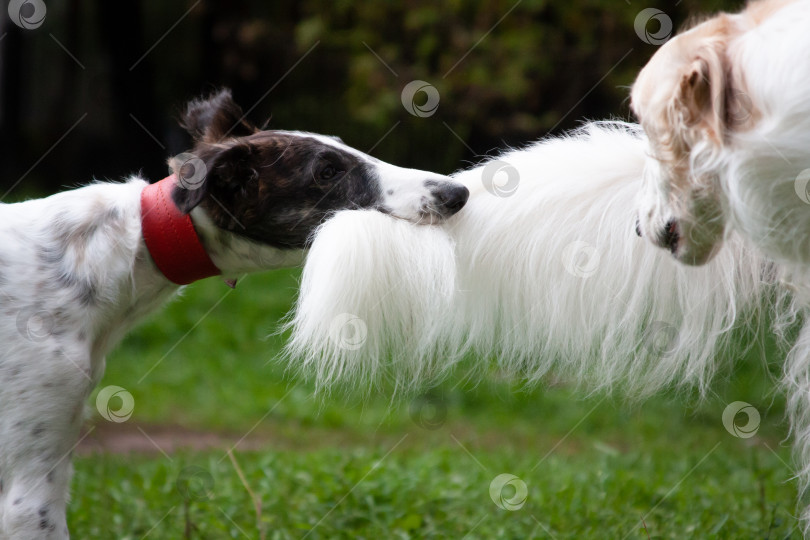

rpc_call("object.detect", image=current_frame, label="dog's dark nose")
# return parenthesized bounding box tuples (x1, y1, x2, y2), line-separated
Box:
(431, 182, 470, 216)
(635, 218, 642, 237)
(659, 219, 680, 254)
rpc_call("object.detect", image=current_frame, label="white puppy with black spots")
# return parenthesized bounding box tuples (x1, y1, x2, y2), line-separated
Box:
(0, 89, 468, 539)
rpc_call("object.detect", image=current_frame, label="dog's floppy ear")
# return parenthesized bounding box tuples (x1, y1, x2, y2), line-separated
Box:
(672, 43, 727, 144)
(170, 142, 259, 215)
(171, 89, 260, 214)
(181, 88, 257, 143)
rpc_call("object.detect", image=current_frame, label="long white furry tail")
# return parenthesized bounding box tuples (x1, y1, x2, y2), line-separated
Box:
(286, 210, 458, 392)
(284, 122, 790, 396)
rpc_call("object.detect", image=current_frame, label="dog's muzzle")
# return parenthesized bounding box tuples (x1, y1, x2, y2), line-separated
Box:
(635, 216, 680, 255)
(427, 181, 470, 218)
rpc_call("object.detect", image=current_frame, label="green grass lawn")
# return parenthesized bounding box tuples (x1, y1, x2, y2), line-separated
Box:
(75, 269, 802, 539)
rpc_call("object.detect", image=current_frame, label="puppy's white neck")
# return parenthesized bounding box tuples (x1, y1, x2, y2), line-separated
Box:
(189, 207, 305, 277)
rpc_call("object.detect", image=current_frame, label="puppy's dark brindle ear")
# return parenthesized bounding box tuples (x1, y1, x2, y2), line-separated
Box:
(170, 89, 260, 214)
(181, 88, 257, 143)
(171, 142, 258, 216)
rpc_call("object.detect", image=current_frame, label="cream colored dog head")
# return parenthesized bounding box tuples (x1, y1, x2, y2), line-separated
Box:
(630, 1, 787, 264)
(631, 14, 739, 265)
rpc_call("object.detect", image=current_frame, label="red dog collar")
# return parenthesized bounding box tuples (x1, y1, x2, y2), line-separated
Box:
(140, 174, 221, 285)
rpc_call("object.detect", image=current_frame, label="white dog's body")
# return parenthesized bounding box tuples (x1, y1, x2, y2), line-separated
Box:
(286, 123, 810, 527)
(288, 123, 785, 394)
(0, 179, 315, 538)
(0, 180, 169, 539)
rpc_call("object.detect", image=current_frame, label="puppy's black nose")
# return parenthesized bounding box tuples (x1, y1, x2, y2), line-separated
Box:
(431, 182, 470, 216)
(659, 219, 680, 254)
(635, 219, 642, 237)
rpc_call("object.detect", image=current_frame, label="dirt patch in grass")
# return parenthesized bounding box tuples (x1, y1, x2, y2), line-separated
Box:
(76, 419, 594, 456)
(79, 417, 781, 458)
(76, 420, 381, 455)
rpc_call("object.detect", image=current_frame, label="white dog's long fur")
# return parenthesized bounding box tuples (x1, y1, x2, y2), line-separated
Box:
(287, 123, 791, 395)
(285, 122, 810, 528)
(291, 210, 458, 388)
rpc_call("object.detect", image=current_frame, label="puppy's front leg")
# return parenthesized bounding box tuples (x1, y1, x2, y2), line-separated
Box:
(1, 347, 94, 540)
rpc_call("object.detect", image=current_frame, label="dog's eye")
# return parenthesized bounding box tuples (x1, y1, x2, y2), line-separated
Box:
(320, 165, 339, 180)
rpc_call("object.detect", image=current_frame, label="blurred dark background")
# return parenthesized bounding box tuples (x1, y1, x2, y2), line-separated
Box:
(0, 0, 743, 196)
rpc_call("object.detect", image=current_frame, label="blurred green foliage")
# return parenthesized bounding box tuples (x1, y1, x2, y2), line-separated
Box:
(1, 0, 745, 189)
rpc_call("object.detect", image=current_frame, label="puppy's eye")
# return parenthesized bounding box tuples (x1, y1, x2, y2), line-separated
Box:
(320, 165, 339, 180)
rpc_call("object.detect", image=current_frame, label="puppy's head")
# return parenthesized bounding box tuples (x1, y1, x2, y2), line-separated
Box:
(631, 16, 744, 265)
(169, 89, 469, 250)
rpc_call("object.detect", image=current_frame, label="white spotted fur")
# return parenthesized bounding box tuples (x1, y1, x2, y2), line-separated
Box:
(0, 179, 290, 539)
